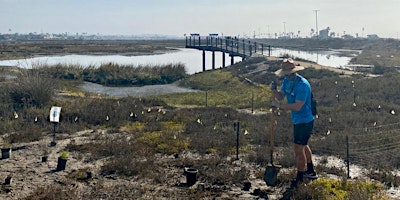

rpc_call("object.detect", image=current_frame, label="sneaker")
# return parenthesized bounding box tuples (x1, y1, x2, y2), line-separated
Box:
(304, 171, 318, 179)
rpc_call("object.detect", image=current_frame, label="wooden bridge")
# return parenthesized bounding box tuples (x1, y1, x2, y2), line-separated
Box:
(185, 36, 271, 71)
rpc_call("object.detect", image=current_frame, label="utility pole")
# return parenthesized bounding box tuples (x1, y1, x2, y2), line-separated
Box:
(283, 22, 286, 37)
(313, 10, 320, 39)
(362, 27, 365, 38)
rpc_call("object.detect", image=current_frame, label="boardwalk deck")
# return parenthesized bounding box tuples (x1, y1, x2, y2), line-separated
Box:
(185, 36, 271, 71)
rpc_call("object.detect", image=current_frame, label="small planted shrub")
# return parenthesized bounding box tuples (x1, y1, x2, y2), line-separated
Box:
(60, 150, 68, 159)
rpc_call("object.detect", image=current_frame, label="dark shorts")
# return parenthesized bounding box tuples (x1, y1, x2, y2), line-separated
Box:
(293, 120, 314, 145)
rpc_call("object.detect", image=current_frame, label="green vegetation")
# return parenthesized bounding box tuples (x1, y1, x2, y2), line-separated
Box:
(60, 150, 68, 159)
(34, 62, 187, 86)
(293, 178, 387, 200)
(154, 70, 271, 109)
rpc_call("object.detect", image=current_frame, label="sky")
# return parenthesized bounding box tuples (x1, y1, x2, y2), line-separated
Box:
(1, 0, 399, 39)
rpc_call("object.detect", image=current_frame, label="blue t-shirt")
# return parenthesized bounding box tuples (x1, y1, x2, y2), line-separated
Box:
(281, 74, 314, 124)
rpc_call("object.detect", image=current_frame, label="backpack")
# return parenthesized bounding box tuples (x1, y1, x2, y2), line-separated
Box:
(311, 93, 318, 116)
(289, 81, 317, 116)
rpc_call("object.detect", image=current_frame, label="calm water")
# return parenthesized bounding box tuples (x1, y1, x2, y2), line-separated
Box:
(0, 48, 241, 74)
(269, 48, 355, 68)
(0, 48, 355, 74)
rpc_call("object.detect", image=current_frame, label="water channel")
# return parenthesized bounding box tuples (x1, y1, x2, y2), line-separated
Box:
(0, 47, 356, 97)
(0, 48, 355, 75)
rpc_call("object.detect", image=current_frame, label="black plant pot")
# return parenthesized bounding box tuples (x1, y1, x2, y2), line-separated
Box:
(42, 156, 48, 162)
(56, 157, 67, 171)
(184, 168, 198, 186)
(1, 148, 11, 159)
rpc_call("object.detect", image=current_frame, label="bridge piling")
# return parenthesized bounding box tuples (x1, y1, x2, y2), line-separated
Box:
(185, 35, 272, 72)
(202, 50, 206, 71)
(261, 44, 264, 55)
(212, 51, 215, 70)
(222, 52, 226, 67)
(242, 40, 245, 55)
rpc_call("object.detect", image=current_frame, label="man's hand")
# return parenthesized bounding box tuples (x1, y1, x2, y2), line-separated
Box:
(271, 100, 280, 108)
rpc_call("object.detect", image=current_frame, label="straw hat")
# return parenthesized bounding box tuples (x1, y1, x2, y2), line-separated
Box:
(274, 58, 305, 76)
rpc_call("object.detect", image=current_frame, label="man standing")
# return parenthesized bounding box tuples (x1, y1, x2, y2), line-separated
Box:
(271, 58, 317, 188)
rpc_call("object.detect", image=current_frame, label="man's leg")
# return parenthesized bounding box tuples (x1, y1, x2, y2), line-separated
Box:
(294, 144, 306, 183)
(304, 145, 318, 179)
(291, 121, 314, 187)
(305, 145, 312, 163)
(305, 145, 314, 172)
(294, 144, 306, 172)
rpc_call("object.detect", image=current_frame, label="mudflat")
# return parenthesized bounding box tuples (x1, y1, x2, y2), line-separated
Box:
(0, 39, 185, 60)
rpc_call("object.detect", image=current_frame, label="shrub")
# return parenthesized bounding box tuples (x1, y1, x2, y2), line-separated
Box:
(293, 178, 388, 200)
(367, 170, 400, 187)
(24, 185, 79, 200)
(6, 125, 45, 143)
(8, 69, 57, 109)
(136, 121, 189, 155)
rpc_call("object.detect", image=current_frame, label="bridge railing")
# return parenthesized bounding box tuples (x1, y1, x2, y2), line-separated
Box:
(185, 36, 271, 58)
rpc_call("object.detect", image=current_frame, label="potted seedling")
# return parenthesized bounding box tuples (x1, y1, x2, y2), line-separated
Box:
(1, 139, 11, 159)
(56, 150, 68, 171)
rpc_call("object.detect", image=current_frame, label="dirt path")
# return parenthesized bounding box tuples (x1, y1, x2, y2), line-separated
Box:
(265, 55, 358, 75)
(79, 82, 198, 97)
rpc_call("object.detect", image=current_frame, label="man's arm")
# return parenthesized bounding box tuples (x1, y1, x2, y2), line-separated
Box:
(281, 100, 305, 111)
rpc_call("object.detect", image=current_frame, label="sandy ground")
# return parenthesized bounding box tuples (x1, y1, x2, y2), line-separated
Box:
(0, 130, 95, 199)
(0, 130, 284, 199)
(1, 130, 398, 199)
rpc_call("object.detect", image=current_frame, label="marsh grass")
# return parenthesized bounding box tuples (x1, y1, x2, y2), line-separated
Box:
(83, 62, 187, 86)
(23, 62, 187, 88)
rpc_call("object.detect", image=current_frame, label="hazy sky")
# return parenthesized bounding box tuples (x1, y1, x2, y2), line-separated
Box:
(1, 0, 399, 38)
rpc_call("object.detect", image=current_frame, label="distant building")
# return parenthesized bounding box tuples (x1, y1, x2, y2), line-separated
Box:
(319, 28, 330, 39)
(43, 33, 54, 39)
(367, 34, 379, 39)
